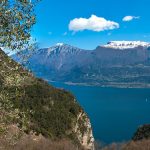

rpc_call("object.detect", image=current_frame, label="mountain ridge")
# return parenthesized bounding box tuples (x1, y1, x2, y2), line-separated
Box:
(103, 41, 150, 49)
(12, 41, 150, 88)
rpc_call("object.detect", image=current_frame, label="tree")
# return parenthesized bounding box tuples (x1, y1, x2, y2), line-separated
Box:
(0, 0, 39, 51)
(0, 1, 38, 139)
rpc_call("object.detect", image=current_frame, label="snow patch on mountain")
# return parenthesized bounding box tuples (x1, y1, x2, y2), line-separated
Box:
(46, 43, 82, 56)
(103, 41, 150, 49)
(56, 43, 64, 46)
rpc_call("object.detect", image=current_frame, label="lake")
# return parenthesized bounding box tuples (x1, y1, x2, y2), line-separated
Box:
(49, 81, 150, 144)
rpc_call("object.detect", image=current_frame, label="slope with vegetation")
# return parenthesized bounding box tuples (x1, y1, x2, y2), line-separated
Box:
(0, 49, 94, 150)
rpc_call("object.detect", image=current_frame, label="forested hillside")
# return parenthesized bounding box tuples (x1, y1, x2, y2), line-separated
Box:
(0, 49, 94, 150)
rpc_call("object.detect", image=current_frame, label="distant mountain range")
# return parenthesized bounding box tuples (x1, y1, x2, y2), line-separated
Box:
(13, 41, 150, 88)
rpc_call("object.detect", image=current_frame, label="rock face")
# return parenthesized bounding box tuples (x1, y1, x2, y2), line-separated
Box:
(74, 111, 95, 150)
(0, 49, 94, 150)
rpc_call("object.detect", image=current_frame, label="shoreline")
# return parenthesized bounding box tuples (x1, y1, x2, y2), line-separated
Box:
(46, 80, 150, 89)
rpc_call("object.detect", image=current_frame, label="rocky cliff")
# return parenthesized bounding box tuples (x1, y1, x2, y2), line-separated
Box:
(74, 112, 95, 150)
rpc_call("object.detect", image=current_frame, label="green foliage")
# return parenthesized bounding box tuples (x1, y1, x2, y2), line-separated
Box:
(0, 0, 39, 50)
(0, 49, 82, 142)
(10, 80, 81, 138)
(0, 125, 7, 135)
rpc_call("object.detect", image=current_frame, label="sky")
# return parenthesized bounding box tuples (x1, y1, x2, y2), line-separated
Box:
(32, 0, 150, 49)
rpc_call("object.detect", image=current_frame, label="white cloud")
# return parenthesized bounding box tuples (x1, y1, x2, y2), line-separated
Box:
(69, 15, 119, 32)
(122, 16, 140, 22)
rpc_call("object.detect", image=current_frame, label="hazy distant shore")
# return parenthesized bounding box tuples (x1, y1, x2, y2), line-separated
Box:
(47, 80, 150, 88)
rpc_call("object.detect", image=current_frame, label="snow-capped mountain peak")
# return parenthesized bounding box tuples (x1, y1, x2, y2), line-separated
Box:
(56, 43, 64, 46)
(103, 41, 150, 49)
(46, 43, 82, 56)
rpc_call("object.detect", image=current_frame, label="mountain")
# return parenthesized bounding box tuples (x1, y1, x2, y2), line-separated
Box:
(0, 49, 94, 150)
(27, 43, 91, 71)
(13, 41, 150, 88)
(103, 41, 150, 49)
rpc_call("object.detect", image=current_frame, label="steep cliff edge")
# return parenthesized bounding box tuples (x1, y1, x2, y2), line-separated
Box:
(0, 49, 94, 150)
(74, 112, 95, 150)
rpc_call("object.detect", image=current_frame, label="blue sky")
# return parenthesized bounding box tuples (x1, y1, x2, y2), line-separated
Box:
(32, 0, 150, 49)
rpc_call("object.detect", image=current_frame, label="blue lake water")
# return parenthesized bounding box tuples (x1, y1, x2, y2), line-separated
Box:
(49, 82, 150, 144)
